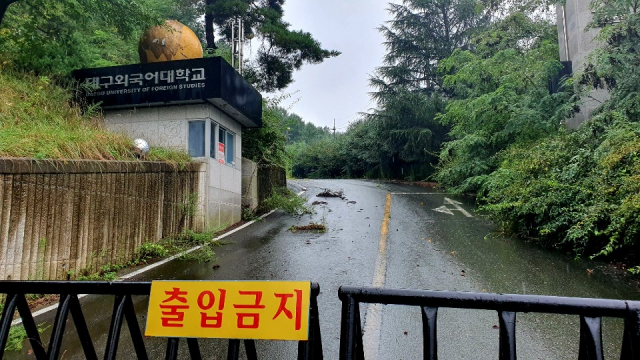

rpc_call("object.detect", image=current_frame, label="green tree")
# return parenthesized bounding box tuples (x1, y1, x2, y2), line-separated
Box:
(285, 112, 330, 144)
(242, 100, 289, 168)
(352, 0, 486, 181)
(0, 0, 163, 75)
(435, 13, 572, 193)
(200, 0, 339, 92)
(358, 91, 448, 179)
(581, 0, 640, 122)
(291, 136, 345, 178)
(370, 0, 486, 99)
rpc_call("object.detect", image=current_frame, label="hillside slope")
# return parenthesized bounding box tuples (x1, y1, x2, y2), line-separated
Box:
(0, 70, 189, 163)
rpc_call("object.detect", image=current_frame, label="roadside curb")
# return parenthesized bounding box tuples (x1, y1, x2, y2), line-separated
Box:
(10, 196, 304, 326)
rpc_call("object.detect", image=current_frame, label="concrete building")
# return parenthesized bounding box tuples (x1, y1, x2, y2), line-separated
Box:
(74, 57, 262, 231)
(557, 0, 609, 128)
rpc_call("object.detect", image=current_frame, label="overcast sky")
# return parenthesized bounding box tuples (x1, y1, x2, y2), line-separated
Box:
(256, 0, 393, 131)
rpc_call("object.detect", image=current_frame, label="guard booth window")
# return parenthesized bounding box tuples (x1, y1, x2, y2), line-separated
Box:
(226, 130, 235, 165)
(209, 122, 217, 159)
(218, 126, 235, 166)
(188, 120, 205, 157)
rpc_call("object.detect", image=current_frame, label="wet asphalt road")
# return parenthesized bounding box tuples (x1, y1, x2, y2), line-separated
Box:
(10, 179, 640, 359)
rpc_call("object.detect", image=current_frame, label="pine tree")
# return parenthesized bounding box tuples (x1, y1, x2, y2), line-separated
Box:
(371, 0, 485, 100)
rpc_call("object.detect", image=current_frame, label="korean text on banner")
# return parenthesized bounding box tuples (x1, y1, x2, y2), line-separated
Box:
(218, 142, 225, 164)
(145, 281, 311, 340)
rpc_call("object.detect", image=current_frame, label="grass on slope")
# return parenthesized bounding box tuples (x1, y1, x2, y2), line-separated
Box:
(0, 69, 190, 165)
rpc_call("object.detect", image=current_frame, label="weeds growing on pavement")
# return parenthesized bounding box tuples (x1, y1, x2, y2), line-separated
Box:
(257, 187, 311, 216)
(68, 228, 228, 280)
(5, 323, 49, 352)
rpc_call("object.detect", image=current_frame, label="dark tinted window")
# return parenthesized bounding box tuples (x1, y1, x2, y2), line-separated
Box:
(188, 121, 205, 157)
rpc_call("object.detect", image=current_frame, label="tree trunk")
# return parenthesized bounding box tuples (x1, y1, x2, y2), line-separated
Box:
(0, 0, 19, 27)
(205, 0, 217, 50)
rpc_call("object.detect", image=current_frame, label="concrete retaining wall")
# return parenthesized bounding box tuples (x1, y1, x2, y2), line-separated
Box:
(241, 158, 259, 211)
(557, 0, 610, 128)
(241, 160, 286, 212)
(258, 164, 286, 202)
(0, 159, 205, 281)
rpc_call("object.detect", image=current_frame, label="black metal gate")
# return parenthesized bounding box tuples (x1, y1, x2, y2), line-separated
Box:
(0, 281, 323, 360)
(338, 286, 640, 360)
(3, 281, 640, 359)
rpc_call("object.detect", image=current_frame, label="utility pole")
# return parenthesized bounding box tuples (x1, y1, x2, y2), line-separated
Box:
(332, 119, 336, 139)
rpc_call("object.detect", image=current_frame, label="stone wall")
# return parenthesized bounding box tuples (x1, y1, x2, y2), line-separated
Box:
(0, 159, 205, 281)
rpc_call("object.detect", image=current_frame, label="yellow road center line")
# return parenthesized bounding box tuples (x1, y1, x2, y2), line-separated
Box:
(363, 192, 392, 360)
(374, 192, 391, 286)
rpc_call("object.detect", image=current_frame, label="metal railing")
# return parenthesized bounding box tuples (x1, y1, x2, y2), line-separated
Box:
(338, 286, 640, 360)
(0, 281, 323, 360)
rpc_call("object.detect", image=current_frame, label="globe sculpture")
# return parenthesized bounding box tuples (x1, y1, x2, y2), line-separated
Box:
(138, 20, 203, 63)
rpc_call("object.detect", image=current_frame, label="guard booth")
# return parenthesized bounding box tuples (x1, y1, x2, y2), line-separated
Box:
(73, 57, 262, 231)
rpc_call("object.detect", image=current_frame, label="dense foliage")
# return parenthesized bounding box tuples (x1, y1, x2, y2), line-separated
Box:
(0, 0, 161, 75)
(242, 101, 290, 168)
(435, 13, 573, 193)
(477, 2, 640, 268)
(480, 116, 640, 266)
(370, 0, 486, 98)
(0, 0, 337, 91)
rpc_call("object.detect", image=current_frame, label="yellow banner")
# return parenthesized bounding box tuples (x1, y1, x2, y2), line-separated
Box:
(145, 281, 311, 340)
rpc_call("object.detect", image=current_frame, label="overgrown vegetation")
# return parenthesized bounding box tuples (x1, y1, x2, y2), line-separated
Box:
(69, 228, 224, 280)
(167, 229, 223, 262)
(0, 70, 191, 164)
(5, 323, 49, 352)
(435, 13, 572, 193)
(6, 325, 28, 352)
(480, 117, 640, 264)
(258, 187, 311, 216)
(436, 0, 640, 269)
(475, 1, 640, 269)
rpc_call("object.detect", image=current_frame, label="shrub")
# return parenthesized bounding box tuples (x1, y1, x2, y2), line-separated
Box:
(480, 113, 640, 265)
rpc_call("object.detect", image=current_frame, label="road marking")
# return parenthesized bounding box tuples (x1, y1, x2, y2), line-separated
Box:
(432, 197, 473, 218)
(444, 197, 473, 217)
(433, 205, 454, 215)
(363, 192, 392, 360)
(391, 192, 447, 195)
